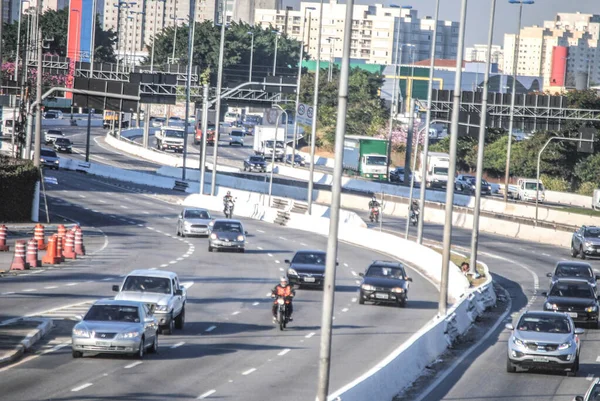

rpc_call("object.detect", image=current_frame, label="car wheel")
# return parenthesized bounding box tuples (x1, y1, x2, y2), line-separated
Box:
(72, 350, 83, 358)
(571, 243, 578, 258)
(162, 316, 175, 335)
(147, 334, 158, 354)
(175, 306, 185, 330)
(208, 246, 213, 252)
(358, 295, 365, 305)
(506, 357, 516, 373)
(135, 338, 145, 359)
(399, 299, 407, 308)
(580, 246, 586, 260)
(567, 355, 579, 376)
(239, 248, 245, 253)
(180, 231, 185, 238)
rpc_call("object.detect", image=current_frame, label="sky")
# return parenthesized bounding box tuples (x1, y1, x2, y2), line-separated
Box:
(282, 0, 599, 47)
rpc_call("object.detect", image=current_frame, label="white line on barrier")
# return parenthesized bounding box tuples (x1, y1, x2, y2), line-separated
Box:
(197, 390, 216, 399)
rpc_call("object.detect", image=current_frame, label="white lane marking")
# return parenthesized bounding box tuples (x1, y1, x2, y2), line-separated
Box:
(300, 243, 307, 246)
(147, 227, 155, 231)
(278, 348, 291, 356)
(66, 283, 78, 286)
(44, 286, 58, 289)
(120, 205, 129, 209)
(149, 267, 157, 270)
(256, 229, 265, 233)
(92, 210, 102, 214)
(119, 218, 128, 222)
(257, 246, 263, 250)
(342, 308, 349, 312)
(163, 216, 170, 220)
(78, 194, 86, 198)
(143, 211, 150, 215)
(305, 332, 315, 339)
(176, 257, 184, 261)
(355, 280, 361, 285)
(596, 356, 600, 362)
(542, 253, 551, 257)
(265, 292, 272, 297)
(343, 263, 349, 267)
(351, 271, 358, 277)
(242, 368, 257, 375)
(278, 236, 287, 241)
(198, 389, 217, 399)
(123, 197, 132, 201)
(160, 264, 168, 267)
(275, 260, 280, 264)
(351, 298, 357, 303)
(205, 325, 217, 332)
(183, 254, 190, 258)
(71, 383, 93, 392)
(171, 342, 185, 349)
(252, 302, 259, 306)
(124, 361, 143, 369)
(268, 253, 273, 257)
(1, 292, 15, 295)
(98, 199, 107, 203)
(232, 311, 240, 316)
(279, 268, 284, 272)
(138, 224, 144, 227)
(101, 278, 113, 281)
(22, 289, 36, 292)
(169, 261, 177, 264)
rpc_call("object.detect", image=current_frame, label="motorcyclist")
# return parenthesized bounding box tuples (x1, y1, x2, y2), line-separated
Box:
(223, 191, 234, 215)
(368, 196, 380, 220)
(410, 200, 420, 220)
(271, 277, 295, 322)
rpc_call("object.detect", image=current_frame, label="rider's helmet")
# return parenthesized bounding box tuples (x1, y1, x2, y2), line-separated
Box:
(280, 276, 288, 286)
(371, 196, 376, 202)
(227, 191, 231, 196)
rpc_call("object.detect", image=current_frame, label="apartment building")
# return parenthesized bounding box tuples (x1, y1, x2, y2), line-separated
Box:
(504, 12, 600, 89)
(465, 44, 504, 69)
(254, 0, 459, 65)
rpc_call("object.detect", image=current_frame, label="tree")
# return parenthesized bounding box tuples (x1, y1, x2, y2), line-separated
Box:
(575, 153, 600, 187)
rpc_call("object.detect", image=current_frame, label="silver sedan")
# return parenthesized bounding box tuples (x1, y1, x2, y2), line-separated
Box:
(71, 299, 158, 359)
(176, 208, 213, 237)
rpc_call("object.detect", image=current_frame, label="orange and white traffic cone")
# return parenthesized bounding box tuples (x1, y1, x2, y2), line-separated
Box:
(0, 225, 9, 252)
(63, 231, 76, 260)
(42, 235, 59, 265)
(56, 234, 65, 263)
(10, 240, 28, 270)
(34, 224, 47, 250)
(74, 228, 85, 256)
(26, 238, 40, 268)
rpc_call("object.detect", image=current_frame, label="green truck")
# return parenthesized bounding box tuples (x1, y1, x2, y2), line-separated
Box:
(342, 135, 389, 180)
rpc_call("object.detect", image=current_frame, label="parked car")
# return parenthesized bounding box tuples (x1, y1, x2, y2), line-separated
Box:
(176, 208, 213, 237)
(71, 299, 158, 359)
(358, 260, 412, 306)
(243, 155, 267, 172)
(44, 129, 64, 144)
(208, 219, 247, 253)
(229, 130, 245, 146)
(505, 310, 583, 375)
(546, 261, 600, 292)
(575, 377, 600, 401)
(390, 167, 408, 183)
(40, 148, 60, 169)
(284, 154, 306, 166)
(285, 250, 328, 288)
(53, 137, 72, 153)
(113, 269, 187, 335)
(542, 278, 599, 328)
(571, 226, 600, 259)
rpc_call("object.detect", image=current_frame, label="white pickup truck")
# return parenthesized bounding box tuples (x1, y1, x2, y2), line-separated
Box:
(507, 178, 545, 202)
(112, 269, 187, 335)
(155, 127, 185, 153)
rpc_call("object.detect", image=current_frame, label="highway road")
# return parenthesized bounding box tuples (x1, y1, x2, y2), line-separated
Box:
(0, 169, 439, 401)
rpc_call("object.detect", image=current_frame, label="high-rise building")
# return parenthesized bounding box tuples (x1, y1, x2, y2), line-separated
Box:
(503, 12, 600, 89)
(254, 0, 459, 65)
(465, 44, 504, 69)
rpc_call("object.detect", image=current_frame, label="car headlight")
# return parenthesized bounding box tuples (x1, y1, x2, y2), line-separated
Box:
(73, 328, 91, 338)
(184, 221, 192, 227)
(155, 305, 169, 312)
(512, 337, 524, 347)
(237, 235, 245, 241)
(391, 287, 404, 293)
(586, 305, 598, 313)
(287, 268, 298, 276)
(210, 233, 217, 240)
(545, 302, 558, 310)
(361, 284, 375, 291)
(558, 341, 572, 350)
(117, 331, 141, 339)
(54, 160, 59, 164)
(585, 242, 593, 248)
(40, 158, 46, 162)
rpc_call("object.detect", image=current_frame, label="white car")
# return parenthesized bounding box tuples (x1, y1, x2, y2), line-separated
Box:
(229, 130, 245, 146)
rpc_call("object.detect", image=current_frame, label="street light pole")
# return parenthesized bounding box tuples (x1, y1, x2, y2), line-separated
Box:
(182, 0, 196, 181)
(439, 0, 468, 317)
(315, 1, 354, 399)
(416, 0, 440, 244)
(470, 0, 497, 274)
(199, 84, 209, 194)
(269, 106, 287, 206)
(210, 0, 227, 196)
(307, 0, 325, 214)
(273, 31, 279, 76)
(385, 10, 401, 180)
(247, 31, 254, 82)
(503, 0, 534, 202)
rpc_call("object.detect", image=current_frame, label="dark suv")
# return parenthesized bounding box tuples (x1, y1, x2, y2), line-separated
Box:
(571, 226, 600, 259)
(243, 156, 267, 172)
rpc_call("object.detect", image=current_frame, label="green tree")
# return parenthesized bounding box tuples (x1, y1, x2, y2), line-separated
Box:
(575, 153, 600, 187)
(429, 136, 478, 172)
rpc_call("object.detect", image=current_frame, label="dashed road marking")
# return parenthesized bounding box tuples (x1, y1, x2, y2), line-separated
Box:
(257, 246, 263, 250)
(66, 283, 78, 287)
(198, 390, 216, 399)
(268, 253, 273, 257)
(79, 194, 86, 198)
(160, 264, 168, 267)
(125, 361, 143, 369)
(143, 211, 150, 215)
(120, 205, 129, 209)
(98, 199, 107, 203)
(242, 368, 256, 375)
(344, 263, 349, 267)
(232, 311, 240, 316)
(252, 302, 259, 306)
(588, 374, 595, 381)
(177, 257, 184, 261)
(44, 286, 58, 289)
(305, 332, 315, 339)
(596, 356, 600, 362)
(278, 236, 287, 241)
(278, 348, 291, 356)
(1, 292, 15, 295)
(101, 278, 113, 281)
(275, 260, 280, 264)
(352, 298, 357, 303)
(149, 267, 157, 270)
(351, 271, 357, 277)
(22, 289, 36, 292)
(171, 342, 185, 349)
(342, 308, 349, 312)
(257, 229, 265, 233)
(205, 326, 217, 332)
(71, 383, 93, 392)
(169, 261, 177, 264)
(300, 243, 307, 246)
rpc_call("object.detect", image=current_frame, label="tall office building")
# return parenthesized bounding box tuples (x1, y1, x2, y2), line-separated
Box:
(254, 0, 459, 65)
(504, 12, 600, 89)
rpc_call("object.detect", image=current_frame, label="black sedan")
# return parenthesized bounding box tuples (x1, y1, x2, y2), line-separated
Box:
(389, 167, 406, 183)
(243, 155, 267, 172)
(285, 154, 306, 166)
(285, 250, 328, 288)
(542, 278, 599, 328)
(546, 261, 600, 292)
(53, 137, 73, 153)
(359, 261, 413, 307)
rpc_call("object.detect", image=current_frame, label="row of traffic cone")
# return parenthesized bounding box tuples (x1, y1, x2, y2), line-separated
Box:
(7, 224, 86, 271)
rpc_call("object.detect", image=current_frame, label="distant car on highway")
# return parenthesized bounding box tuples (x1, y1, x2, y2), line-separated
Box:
(505, 310, 583, 375)
(40, 148, 60, 169)
(150, 117, 166, 127)
(53, 137, 72, 153)
(243, 155, 267, 172)
(285, 154, 306, 166)
(44, 129, 64, 144)
(572, 226, 600, 259)
(575, 377, 600, 401)
(542, 278, 599, 328)
(208, 219, 247, 253)
(358, 260, 412, 306)
(546, 261, 599, 291)
(455, 174, 492, 195)
(113, 269, 187, 335)
(389, 166, 408, 183)
(285, 250, 328, 288)
(229, 130, 245, 146)
(71, 299, 158, 359)
(176, 208, 213, 237)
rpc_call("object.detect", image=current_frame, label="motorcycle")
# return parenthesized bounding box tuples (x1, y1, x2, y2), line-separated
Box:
(274, 296, 290, 331)
(410, 209, 419, 226)
(224, 200, 235, 218)
(369, 207, 380, 223)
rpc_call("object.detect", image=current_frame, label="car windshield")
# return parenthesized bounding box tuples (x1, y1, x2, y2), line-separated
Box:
(365, 156, 387, 166)
(164, 130, 184, 138)
(366, 266, 406, 279)
(184, 209, 210, 219)
(585, 228, 600, 237)
(462, 176, 475, 181)
(41, 150, 57, 157)
(122, 276, 172, 294)
(549, 282, 595, 298)
(213, 222, 242, 233)
(524, 182, 544, 191)
(48, 130, 62, 135)
(516, 314, 570, 333)
(250, 156, 264, 162)
(433, 167, 448, 176)
(588, 384, 600, 400)
(231, 132, 243, 137)
(555, 264, 592, 279)
(55, 138, 71, 145)
(84, 305, 140, 323)
(292, 252, 326, 265)
(394, 168, 405, 173)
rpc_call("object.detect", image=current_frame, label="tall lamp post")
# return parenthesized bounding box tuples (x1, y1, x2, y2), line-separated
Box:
(170, 15, 185, 63)
(143, 0, 164, 148)
(401, 42, 416, 184)
(503, 0, 534, 202)
(291, 6, 315, 168)
(268, 105, 288, 206)
(272, 30, 280, 76)
(247, 31, 254, 82)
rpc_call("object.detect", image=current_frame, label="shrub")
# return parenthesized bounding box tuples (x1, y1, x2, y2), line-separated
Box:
(0, 156, 38, 222)
(540, 174, 570, 192)
(577, 182, 597, 196)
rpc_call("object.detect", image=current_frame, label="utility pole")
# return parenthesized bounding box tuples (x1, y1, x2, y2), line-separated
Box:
(403, 97, 414, 184)
(439, 0, 468, 316)
(182, 0, 196, 181)
(386, 12, 402, 180)
(199, 84, 209, 194)
(33, 26, 43, 168)
(470, 0, 497, 274)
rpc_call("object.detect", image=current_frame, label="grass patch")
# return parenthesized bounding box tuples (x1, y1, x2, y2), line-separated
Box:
(560, 207, 600, 217)
(425, 245, 487, 288)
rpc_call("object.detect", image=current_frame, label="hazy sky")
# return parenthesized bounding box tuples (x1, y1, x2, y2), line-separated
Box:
(282, 0, 599, 47)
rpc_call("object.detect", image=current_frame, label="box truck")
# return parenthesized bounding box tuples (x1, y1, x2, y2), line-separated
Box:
(415, 151, 450, 189)
(253, 125, 285, 161)
(342, 135, 388, 180)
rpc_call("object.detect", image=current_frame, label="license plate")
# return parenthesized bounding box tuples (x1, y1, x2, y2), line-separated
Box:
(303, 277, 316, 283)
(568, 312, 578, 318)
(223, 242, 233, 246)
(96, 341, 110, 347)
(533, 357, 548, 363)
(375, 293, 389, 299)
